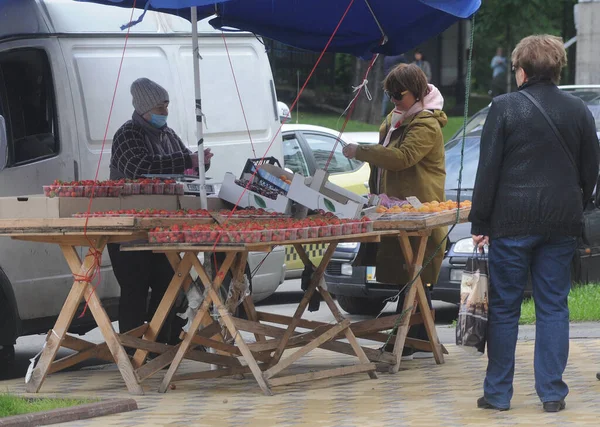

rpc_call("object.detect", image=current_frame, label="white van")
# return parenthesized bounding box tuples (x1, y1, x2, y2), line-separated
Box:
(0, 0, 286, 361)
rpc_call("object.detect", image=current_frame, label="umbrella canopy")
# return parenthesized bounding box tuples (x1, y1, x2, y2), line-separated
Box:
(80, 0, 480, 58)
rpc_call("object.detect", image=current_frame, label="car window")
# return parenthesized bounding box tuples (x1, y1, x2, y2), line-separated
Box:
(282, 134, 310, 176)
(303, 133, 357, 174)
(444, 136, 481, 190)
(0, 49, 59, 166)
(449, 109, 488, 141)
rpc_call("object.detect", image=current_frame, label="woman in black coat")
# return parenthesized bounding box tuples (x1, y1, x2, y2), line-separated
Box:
(470, 35, 600, 413)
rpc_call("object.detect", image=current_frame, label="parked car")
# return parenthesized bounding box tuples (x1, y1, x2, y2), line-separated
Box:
(281, 124, 371, 278)
(325, 85, 600, 314)
(0, 0, 285, 364)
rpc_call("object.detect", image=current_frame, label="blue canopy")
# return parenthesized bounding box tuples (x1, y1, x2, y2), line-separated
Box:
(79, 0, 480, 59)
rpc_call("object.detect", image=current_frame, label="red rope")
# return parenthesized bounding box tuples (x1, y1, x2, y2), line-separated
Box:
(324, 49, 381, 171)
(208, 0, 356, 257)
(221, 31, 257, 158)
(76, 2, 137, 318)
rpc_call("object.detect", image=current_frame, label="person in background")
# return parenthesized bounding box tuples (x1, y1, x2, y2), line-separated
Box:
(381, 53, 408, 117)
(490, 47, 508, 96)
(412, 49, 432, 83)
(470, 35, 599, 413)
(108, 77, 213, 347)
(343, 63, 447, 359)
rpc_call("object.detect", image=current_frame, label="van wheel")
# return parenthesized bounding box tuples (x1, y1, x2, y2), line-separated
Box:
(336, 295, 387, 316)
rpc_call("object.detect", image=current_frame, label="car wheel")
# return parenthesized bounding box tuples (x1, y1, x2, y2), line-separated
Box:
(336, 295, 387, 315)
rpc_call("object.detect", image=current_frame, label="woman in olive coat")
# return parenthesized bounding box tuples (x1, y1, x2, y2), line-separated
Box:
(343, 63, 447, 357)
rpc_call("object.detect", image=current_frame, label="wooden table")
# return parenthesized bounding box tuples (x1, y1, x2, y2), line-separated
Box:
(0, 210, 467, 395)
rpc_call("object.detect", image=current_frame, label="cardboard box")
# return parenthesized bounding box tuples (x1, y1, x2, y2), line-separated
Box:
(179, 195, 227, 211)
(218, 172, 292, 214)
(0, 195, 178, 219)
(287, 169, 367, 219)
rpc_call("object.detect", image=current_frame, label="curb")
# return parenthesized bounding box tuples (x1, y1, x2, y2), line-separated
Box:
(0, 398, 138, 427)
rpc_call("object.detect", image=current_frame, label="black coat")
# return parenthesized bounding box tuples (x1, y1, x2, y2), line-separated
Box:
(469, 80, 600, 238)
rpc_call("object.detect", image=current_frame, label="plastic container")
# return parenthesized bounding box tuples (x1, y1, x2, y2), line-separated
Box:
(163, 183, 176, 195)
(306, 227, 319, 239)
(140, 183, 154, 195)
(123, 182, 141, 196)
(184, 230, 215, 244)
(342, 223, 355, 236)
(175, 183, 185, 196)
(106, 186, 122, 197)
(361, 221, 374, 233)
(318, 225, 332, 238)
(148, 230, 185, 244)
(270, 229, 287, 242)
(43, 185, 84, 198)
(330, 224, 344, 237)
(153, 183, 165, 195)
(294, 228, 309, 240)
(226, 230, 270, 244)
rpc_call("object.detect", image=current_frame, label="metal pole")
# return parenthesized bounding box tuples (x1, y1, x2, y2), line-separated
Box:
(191, 6, 208, 209)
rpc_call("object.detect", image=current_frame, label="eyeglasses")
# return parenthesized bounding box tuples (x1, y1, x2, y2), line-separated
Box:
(511, 64, 517, 73)
(384, 89, 409, 101)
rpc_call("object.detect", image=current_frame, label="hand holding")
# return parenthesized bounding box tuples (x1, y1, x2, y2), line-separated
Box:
(342, 144, 358, 159)
(472, 234, 489, 253)
(203, 147, 214, 164)
(190, 152, 200, 169)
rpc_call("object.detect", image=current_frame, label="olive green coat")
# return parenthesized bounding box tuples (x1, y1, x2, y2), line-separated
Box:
(354, 109, 448, 286)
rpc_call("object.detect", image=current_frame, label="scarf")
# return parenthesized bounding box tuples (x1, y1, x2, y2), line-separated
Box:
(377, 84, 444, 192)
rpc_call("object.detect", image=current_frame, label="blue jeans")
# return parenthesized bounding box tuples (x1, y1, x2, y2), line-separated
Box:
(485, 235, 577, 408)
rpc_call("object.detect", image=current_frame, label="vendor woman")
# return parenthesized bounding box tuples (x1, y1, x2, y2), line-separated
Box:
(108, 77, 212, 346)
(343, 63, 447, 358)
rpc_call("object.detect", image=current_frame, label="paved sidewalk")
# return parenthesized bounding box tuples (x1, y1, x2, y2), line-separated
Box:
(2, 339, 600, 427)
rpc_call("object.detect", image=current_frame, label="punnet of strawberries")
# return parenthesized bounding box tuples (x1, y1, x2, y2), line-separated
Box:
(147, 216, 373, 245)
(44, 178, 184, 198)
(72, 207, 289, 218)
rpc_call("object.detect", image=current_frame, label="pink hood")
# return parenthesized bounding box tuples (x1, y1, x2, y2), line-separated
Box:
(392, 84, 444, 128)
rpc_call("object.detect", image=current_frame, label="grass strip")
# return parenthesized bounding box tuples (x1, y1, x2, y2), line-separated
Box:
(0, 394, 95, 418)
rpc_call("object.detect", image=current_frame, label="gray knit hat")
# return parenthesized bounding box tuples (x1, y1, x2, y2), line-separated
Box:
(131, 78, 169, 115)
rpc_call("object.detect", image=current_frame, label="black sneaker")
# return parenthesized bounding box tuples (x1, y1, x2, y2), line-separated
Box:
(477, 396, 510, 411)
(543, 400, 566, 413)
(596, 372, 600, 380)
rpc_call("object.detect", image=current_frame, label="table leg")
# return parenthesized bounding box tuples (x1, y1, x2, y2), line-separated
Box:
(191, 254, 273, 396)
(390, 233, 441, 374)
(132, 252, 196, 368)
(269, 243, 337, 365)
(25, 240, 108, 393)
(60, 244, 144, 395)
(158, 253, 237, 393)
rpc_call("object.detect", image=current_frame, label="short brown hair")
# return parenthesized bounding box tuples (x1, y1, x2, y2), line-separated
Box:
(383, 63, 429, 101)
(511, 35, 567, 84)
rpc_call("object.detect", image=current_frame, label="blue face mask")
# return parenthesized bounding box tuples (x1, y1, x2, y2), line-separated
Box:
(149, 114, 168, 128)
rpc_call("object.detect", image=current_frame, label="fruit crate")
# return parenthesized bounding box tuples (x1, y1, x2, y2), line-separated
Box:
(287, 169, 367, 219)
(243, 157, 292, 193)
(218, 172, 293, 215)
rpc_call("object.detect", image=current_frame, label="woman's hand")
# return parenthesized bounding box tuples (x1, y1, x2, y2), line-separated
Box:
(203, 147, 214, 164)
(472, 234, 489, 252)
(342, 144, 358, 159)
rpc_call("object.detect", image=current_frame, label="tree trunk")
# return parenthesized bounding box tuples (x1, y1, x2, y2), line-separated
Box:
(350, 56, 385, 125)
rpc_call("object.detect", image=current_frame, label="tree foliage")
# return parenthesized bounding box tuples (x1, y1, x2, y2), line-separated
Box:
(472, 0, 577, 92)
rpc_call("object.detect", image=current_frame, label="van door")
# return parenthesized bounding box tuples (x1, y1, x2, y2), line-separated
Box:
(0, 41, 79, 324)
